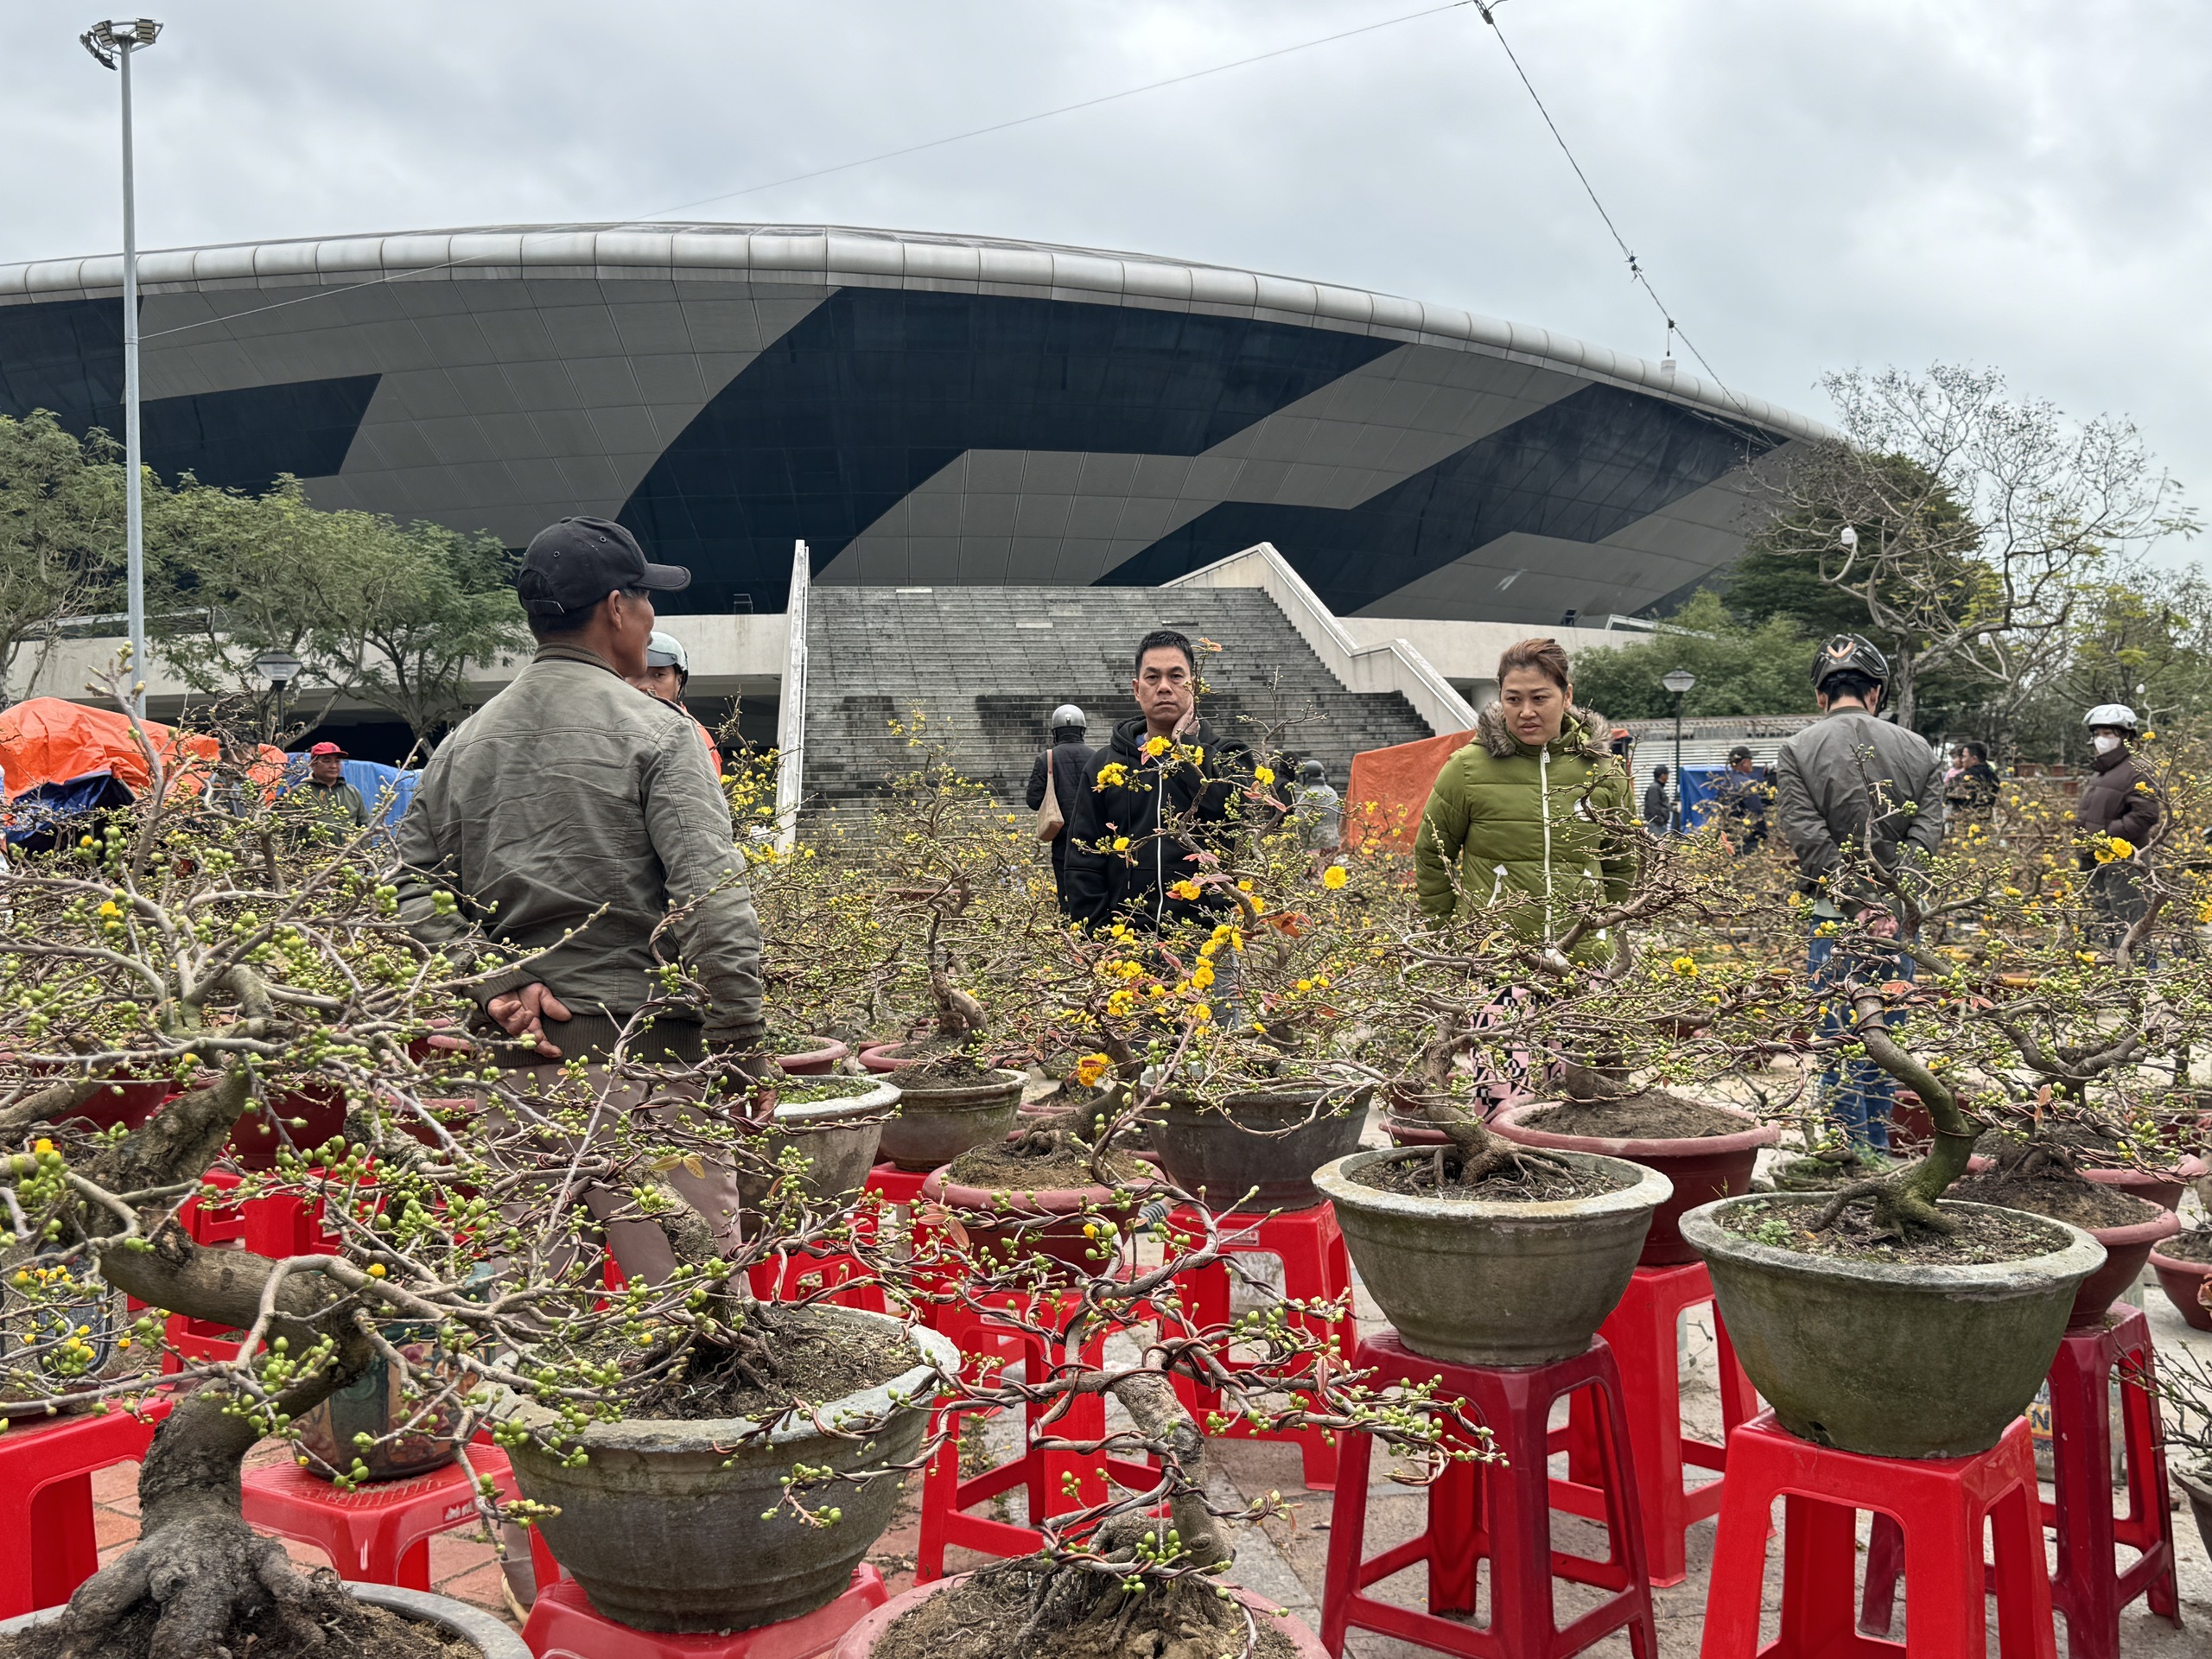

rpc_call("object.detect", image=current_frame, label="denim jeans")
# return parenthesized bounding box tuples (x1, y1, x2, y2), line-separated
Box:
(1806, 925, 1914, 1154)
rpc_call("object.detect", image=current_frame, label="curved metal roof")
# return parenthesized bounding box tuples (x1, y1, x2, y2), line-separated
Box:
(0, 222, 1827, 443)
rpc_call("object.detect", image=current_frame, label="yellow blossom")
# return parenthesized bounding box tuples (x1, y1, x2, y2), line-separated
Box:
(1170, 879, 1202, 902)
(1106, 989, 1136, 1016)
(1253, 764, 1275, 785)
(1296, 979, 1313, 993)
(1095, 763, 1129, 787)
(1143, 735, 1170, 759)
(98, 901, 121, 918)
(1669, 956, 1699, 977)
(1112, 836, 1130, 852)
(1321, 865, 1350, 890)
(1191, 1003, 1212, 1024)
(1191, 963, 1215, 990)
(1072, 1053, 1112, 1088)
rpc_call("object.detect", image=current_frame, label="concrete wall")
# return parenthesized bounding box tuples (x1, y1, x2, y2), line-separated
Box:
(1340, 617, 1649, 714)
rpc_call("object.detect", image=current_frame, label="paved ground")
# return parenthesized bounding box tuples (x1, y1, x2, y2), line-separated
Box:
(84, 1193, 2212, 1656)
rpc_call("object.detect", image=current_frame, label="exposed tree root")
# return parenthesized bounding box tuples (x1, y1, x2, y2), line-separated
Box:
(55, 1511, 355, 1659)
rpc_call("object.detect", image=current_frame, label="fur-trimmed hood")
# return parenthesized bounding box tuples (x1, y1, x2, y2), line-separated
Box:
(1473, 701, 1612, 763)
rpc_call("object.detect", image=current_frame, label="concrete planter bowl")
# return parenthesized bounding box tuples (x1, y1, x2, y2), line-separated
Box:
(1312, 1147, 1669, 1367)
(501, 1307, 957, 1633)
(874, 1067, 1024, 1172)
(0, 1583, 531, 1659)
(1681, 1193, 2104, 1459)
(2175, 1463, 2212, 1561)
(832, 1573, 1331, 1658)
(1491, 1100, 1777, 1266)
(1148, 1084, 1373, 1211)
(729, 1077, 898, 1210)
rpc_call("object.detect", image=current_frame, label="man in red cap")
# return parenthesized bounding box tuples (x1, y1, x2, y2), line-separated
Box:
(297, 741, 368, 830)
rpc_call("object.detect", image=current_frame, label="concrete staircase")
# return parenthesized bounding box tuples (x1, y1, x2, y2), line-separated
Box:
(802, 586, 1433, 819)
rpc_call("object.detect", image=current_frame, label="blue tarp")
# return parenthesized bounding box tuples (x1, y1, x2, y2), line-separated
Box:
(3, 770, 135, 848)
(1677, 764, 1732, 830)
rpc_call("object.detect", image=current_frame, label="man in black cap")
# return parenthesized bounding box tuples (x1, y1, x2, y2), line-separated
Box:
(394, 516, 765, 1066)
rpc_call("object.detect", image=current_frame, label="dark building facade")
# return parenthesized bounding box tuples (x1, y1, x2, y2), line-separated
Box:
(0, 224, 1822, 622)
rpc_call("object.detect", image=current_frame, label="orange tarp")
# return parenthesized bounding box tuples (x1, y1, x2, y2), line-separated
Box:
(0, 697, 280, 799)
(1344, 726, 1478, 851)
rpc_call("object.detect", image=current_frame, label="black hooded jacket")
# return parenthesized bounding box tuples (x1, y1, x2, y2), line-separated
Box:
(1061, 715, 1244, 929)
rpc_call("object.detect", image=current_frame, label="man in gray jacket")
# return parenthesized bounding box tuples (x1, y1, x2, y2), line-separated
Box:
(395, 516, 765, 1064)
(1775, 634, 1943, 1153)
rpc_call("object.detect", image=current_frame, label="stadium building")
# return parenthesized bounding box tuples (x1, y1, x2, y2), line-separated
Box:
(0, 225, 1823, 810)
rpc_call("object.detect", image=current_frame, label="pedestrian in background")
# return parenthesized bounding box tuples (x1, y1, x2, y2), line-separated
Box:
(1714, 745, 1770, 855)
(292, 741, 367, 833)
(1027, 703, 1091, 914)
(1642, 764, 1672, 836)
(1774, 634, 1944, 1154)
(2075, 703, 2158, 949)
(629, 629, 723, 778)
(1944, 741, 2000, 821)
(1287, 759, 1344, 864)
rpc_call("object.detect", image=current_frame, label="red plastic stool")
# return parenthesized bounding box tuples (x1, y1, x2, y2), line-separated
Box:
(1162, 1202, 1353, 1490)
(241, 1443, 523, 1590)
(523, 1564, 888, 1659)
(916, 1289, 1158, 1579)
(1860, 1307, 2179, 1656)
(1700, 1409, 2053, 1658)
(1320, 1332, 1656, 1659)
(865, 1162, 931, 1206)
(0, 1402, 171, 1616)
(1553, 1260, 1759, 1586)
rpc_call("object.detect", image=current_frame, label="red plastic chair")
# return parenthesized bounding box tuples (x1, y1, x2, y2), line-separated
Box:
(1320, 1332, 1656, 1659)
(1162, 1201, 1354, 1490)
(1860, 1306, 2180, 1656)
(863, 1162, 931, 1207)
(0, 1401, 171, 1616)
(521, 1563, 887, 1659)
(1700, 1410, 2053, 1658)
(1553, 1260, 1759, 1586)
(240, 1441, 524, 1591)
(915, 1288, 1158, 1580)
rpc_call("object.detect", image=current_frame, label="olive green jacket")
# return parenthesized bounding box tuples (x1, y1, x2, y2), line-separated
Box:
(1411, 704, 1637, 960)
(393, 644, 764, 1041)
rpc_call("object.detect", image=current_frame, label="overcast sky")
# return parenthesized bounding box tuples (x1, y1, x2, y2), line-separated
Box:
(3, 0, 2205, 546)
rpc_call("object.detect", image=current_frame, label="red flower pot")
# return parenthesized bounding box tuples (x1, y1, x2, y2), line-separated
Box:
(833, 1574, 1330, 1659)
(1492, 1101, 1777, 1266)
(22, 1059, 175, 1132)
(2082, 1157, 2206, 1213)
(776, 1035, 851, 1077)
(2066, 1205, 2180, 1327)
(230, 1081, 351, 1170)
(2148, 1243, 2212, 1332)
(919, 1166, 1154, 1275)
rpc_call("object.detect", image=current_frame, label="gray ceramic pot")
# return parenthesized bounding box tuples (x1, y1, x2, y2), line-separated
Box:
(1148, 1084, 1373, 1211)
(501, 1306, 956, 1633)
(731, 1077, 897, 1210)
(0, 1583, 531, 1659)
(1312, 1146, 1668, 1366)
(1681, 1193, 2104, 1459)
(874, 1068, 1023, 1171)
(2175, 1463, 2212, 1561)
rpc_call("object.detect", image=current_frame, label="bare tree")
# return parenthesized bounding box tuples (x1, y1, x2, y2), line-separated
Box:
(1753, 364, 2196, 731)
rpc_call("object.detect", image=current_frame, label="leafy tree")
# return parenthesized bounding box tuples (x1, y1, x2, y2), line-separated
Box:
(149, 478, 525, 747)
(1748, 364, 2196, 733)
(0, 412, 122, 704)
(1569, 591, 1815, 721)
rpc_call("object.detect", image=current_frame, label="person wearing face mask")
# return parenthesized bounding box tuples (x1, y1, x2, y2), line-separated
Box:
(2075, 703, 2158, 947)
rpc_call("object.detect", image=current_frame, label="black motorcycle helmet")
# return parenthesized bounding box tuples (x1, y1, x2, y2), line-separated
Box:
(1809, 633, 1890, 695)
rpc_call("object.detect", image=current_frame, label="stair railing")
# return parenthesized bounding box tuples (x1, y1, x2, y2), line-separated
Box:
(773, 539, 810, 853)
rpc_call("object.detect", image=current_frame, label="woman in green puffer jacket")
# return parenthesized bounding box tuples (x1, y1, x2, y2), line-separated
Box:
(1413, 636, 1637, 964)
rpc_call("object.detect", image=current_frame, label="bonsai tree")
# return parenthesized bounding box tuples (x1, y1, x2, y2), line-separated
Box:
(0, 691, 916, 1655)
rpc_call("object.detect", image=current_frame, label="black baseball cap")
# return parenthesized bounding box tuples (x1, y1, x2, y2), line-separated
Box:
(517, 517, 690, 619)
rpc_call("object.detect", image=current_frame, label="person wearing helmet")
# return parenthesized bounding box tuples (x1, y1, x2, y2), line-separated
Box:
(1287, 758, 1344, 862)
(2075, 703, 2158, 949)
(1025, 703, 1092, 912)
(629, 629, 722, 778)
(1774, 633, 1945, 1154)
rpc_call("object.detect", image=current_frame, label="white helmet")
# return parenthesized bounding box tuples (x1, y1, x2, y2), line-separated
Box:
(1049, 704, 1087, 732)
(644, 631, 690, 674)
(2083, 702, 2138, 732)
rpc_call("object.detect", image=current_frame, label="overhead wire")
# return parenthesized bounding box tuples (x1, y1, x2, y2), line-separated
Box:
(137, 0, 1478, 345)
(1470, 1, 1747, 416)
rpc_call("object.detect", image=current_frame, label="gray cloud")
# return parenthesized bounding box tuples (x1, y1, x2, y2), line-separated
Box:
(4, 0, 2205, 541)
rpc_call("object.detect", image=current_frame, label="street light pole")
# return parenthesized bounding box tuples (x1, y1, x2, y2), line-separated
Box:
(81, 18, 162, 718)
(1662, 667, 1697, 833)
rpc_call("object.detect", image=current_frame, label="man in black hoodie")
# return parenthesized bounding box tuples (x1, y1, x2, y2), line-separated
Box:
(1062, 629, 1244, 931)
